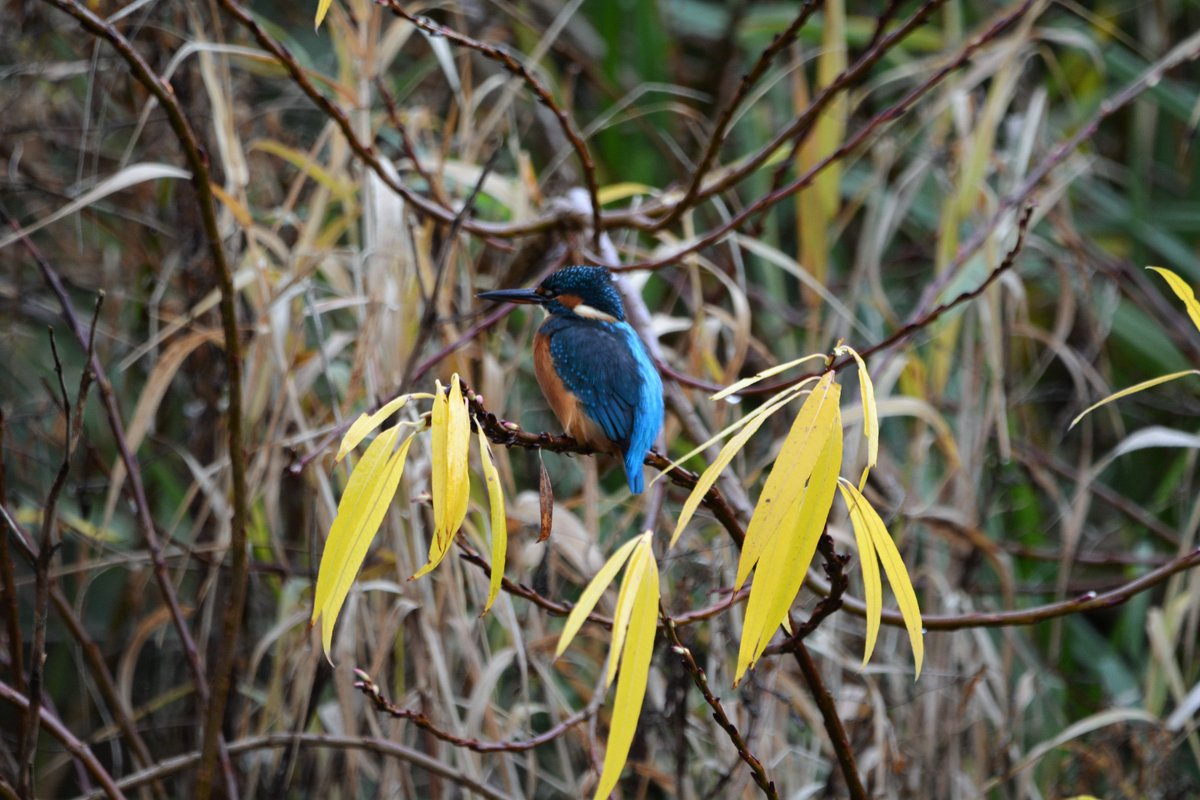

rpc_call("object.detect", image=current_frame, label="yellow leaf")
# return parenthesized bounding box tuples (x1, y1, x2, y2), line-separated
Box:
(606, 536, 652, 687)
(736, 405, 842, 682)
(414, 375, 471, 579)
(837, 480, 882, 669)
(1149, 266, 1200, 333)
(314, 0, 333, 30)
(865, 495, 924, 678)
(735, 374, 840, 591)
(209, 182, 254, 230)
(652, 377, 815, 491)
(669, 381, 811, 547)
(476, 422, 507, 614)
(711, 353, 826, 401)
(445, 375, 471, 540)
(1069, 370, 1200, 430)
(836, 345, 879, 489)
(312, 426, 415, 661)
(597, 182, 657, 205)
(593, 544, 659, 800)
(337, 394, 412, 462)
(554, 535, 643, 658)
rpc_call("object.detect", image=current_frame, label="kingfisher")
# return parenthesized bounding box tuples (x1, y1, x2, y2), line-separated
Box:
(478, 266, 664, 494)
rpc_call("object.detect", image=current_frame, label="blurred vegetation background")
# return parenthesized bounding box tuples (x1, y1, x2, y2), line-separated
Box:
(3, 0, 1200, 797)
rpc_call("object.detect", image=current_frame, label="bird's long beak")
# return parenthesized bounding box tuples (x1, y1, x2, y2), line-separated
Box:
(477, 287, 545, 305)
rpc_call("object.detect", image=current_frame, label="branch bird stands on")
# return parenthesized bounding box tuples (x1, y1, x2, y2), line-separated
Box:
(479, 266, 665, 494)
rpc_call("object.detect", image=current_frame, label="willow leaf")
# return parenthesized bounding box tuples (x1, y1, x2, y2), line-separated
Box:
(554, 535, 643, 658)
(735, 374, 840, 591)
(593, 546, 659, 800)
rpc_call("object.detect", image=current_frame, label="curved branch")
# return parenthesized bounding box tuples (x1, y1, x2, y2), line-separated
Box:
(353, 669, 600, 754)
(0, 680, 126, 800)
(378, 1, 603, 251)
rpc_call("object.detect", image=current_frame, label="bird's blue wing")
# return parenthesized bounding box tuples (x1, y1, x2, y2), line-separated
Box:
(546, 320, 663, 493)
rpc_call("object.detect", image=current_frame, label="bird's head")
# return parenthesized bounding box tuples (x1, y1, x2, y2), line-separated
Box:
(478, 265, 626, 323)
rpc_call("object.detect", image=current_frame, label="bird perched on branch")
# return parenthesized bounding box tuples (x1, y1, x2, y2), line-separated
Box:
(478, 266, 664, 494)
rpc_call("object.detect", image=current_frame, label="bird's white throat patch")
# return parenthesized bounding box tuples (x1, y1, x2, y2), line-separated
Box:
(572, 303, 618, 323)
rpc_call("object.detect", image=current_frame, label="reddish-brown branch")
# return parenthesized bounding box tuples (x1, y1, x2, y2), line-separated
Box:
(0, 679, 127, 800)
(662, 614, 778, 799)
(613, 0, 1034, 272)
(377, 1, 603, 251)
(20, 3, 248, 793)
(353, 669, 599, 753)
(653, 0, 822, 231)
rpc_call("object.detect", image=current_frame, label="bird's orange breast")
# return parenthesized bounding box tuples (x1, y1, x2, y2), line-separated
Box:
(534, 329, 612, 452)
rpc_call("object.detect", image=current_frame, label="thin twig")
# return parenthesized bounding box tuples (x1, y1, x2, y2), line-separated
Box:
(79, 732, 512, 800)
(661, 614, 778, 799)
(0, 679, 127, 800)
(18, 328, 76, 797)
(654, 0, 822, 231)
(11, 0, 249, 789)
(613, 0, 1034, 271)
(377, 1, 603, 251)
(792, 641, 866, 799)
(353, 669, 600, 754)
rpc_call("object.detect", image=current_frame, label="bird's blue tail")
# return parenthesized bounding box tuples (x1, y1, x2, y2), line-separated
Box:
(624, 452, 646, 494)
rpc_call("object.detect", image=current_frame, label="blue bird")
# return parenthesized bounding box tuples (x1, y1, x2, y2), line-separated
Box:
(479, 266, 664, 494)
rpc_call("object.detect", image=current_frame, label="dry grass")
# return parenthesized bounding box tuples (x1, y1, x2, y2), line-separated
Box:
(3, 0, 1200, 797)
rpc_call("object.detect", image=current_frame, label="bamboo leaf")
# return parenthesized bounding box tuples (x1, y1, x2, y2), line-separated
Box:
(837, 480, 882, 668)
(337, 394, 412, 462)
(836, 345, 879, 488)
(669, 381, 810, 547)
(1069, 370, 1200, 429)
(1149, 266, 1200, 333)
(593, 545, 659, 800)
(476, 423, 507, 614)
(554, 535, 643, 658)
(736, 405, 843, 682)
(734, 374, 840, 590)
(312, 426, 415, 661)
(606, 536, 652, 687)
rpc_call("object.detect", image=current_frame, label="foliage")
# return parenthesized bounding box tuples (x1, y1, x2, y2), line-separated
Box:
(3, 0, 1200, 798)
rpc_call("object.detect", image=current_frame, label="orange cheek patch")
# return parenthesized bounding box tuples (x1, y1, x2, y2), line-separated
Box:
(557, 294, 582, 308)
